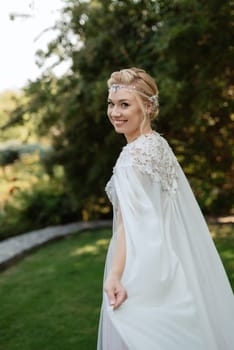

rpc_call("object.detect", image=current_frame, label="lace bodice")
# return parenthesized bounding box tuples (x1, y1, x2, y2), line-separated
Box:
(105, 132, 179, 203)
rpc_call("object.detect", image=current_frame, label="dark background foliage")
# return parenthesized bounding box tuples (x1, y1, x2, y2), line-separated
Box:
(1, 0, 233, 236)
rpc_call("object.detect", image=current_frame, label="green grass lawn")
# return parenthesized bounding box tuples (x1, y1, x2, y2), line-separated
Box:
(211, 223, 234, 288)
(0, 229, 111, 350)
(0, 225, 233, 350)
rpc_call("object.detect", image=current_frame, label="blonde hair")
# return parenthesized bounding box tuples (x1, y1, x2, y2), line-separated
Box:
(107, 67, 159, 124)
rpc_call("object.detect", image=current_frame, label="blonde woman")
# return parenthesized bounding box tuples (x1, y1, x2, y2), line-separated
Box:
(97, 67, 234, 350)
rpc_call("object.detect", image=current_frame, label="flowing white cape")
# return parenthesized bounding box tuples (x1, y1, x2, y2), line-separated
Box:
(97, 132, 234, 350)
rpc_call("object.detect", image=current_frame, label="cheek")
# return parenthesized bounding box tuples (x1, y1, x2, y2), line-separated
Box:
(134, 110, 145, 123)
(107, 109, 113, 122)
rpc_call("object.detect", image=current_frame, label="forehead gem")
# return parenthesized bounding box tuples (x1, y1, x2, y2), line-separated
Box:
(110, 84, 121, 92)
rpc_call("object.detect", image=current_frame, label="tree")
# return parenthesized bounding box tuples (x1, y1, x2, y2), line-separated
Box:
(7, 0, 233, 217)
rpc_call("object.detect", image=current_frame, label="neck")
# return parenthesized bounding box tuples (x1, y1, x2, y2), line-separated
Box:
(125, 127, 153, 143)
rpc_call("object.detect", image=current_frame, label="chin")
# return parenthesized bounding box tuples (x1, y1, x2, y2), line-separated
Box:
(114, 127, 125, 134)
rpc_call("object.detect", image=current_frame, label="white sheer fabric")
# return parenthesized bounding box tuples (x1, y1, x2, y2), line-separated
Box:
(97, 131, 234, 350)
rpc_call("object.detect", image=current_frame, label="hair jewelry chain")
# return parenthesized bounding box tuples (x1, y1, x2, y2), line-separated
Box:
(148, 95, 159, 111)
(109, 84, 159, 111)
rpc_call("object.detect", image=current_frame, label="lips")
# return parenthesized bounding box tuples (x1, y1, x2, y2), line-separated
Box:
(113, 120, 127, 127)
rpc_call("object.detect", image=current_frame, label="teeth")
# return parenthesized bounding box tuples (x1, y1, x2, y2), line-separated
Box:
(114, 120, 127, 126)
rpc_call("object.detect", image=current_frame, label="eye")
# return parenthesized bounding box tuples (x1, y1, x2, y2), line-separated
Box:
(107, 101, 114, 107)
(121, 102, 129, 108)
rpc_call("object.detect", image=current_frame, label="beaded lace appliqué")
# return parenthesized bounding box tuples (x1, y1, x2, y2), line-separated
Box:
(105, 133, 179, 203)
(130, 133, 178, 192)
(123, 133, 178, 189)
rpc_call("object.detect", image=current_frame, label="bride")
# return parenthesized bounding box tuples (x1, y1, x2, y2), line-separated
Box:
(97, 67, 234, 350)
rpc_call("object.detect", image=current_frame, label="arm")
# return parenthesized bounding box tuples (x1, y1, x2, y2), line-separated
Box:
(104, 210, 128, 309)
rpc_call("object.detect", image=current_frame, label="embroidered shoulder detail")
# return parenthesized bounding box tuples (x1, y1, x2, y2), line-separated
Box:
(115, 132, 179, 192)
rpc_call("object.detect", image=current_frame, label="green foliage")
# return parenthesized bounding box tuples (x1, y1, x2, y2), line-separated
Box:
(0, 149, 19, 166)
(157, 0, 234, 214)
(0, 91, 31, 142)
(0, 143, 52, 167)
(0, 182, 78, 240)
(4, 0, 234, 218)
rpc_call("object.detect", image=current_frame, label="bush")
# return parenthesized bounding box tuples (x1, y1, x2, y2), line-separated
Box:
(0, 183, 79, 240)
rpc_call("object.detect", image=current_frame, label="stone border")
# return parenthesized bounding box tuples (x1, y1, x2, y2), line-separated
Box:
(0, 220, 112, 271)
(0, 217, 232, 271)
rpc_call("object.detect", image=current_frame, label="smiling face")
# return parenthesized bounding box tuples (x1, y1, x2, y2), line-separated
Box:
(107, 88, 152, 143)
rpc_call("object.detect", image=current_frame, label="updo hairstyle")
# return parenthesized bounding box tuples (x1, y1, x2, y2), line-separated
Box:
(107, 67, 159, 121)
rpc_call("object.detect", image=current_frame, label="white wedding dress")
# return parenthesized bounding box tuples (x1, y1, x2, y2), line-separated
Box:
(97, 131, 234, 350)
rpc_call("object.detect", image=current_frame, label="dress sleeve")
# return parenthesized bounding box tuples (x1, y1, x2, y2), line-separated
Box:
(112, 135, 180, 303)
(106, 134, 234, 350)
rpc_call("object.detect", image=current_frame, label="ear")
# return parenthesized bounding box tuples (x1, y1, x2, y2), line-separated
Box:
(146, 102, 153, 115)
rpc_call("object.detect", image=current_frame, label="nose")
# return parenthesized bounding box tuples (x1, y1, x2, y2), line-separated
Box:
(110, 105, 121, 117)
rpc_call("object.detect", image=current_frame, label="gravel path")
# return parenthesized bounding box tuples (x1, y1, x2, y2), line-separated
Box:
(0, 220, 112, 270)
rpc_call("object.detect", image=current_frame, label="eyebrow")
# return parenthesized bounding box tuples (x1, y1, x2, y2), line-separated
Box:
(107, 98, 130, 102)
